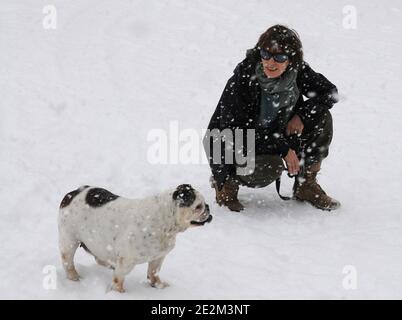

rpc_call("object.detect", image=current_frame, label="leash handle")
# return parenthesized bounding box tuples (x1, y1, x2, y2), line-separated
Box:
(275, 166, 294, 201)
(275, 177, 292, 201)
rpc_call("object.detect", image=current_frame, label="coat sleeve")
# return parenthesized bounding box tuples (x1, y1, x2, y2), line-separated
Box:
(216, 64, 252, 129)
(295, 62, 339, 126)
(204, 63, 250, 189)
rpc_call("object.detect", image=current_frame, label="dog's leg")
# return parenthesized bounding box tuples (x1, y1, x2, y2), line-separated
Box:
(59, 239, 80, 281)
(111, 257, 134, 293)
(95, 257, 114, 269)
(147, 256, 169, 289)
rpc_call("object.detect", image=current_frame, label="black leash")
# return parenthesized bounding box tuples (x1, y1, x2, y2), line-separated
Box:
(275, 133, 303, 201)
(275, 167, 296, 201)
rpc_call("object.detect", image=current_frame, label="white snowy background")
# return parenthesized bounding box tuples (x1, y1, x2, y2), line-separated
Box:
(1, 0, 401, 299)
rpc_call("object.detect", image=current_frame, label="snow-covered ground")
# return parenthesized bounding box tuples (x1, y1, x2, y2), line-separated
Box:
(1, 0, 402, 299)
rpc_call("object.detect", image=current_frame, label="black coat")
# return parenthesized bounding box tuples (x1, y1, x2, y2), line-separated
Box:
(204, 48, 339, 188)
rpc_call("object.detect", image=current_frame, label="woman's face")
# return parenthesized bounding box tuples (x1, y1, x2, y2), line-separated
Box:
(261, 50, 289, 78)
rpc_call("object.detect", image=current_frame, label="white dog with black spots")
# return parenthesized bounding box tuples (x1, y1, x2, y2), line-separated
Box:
(58, 184, 212, 292)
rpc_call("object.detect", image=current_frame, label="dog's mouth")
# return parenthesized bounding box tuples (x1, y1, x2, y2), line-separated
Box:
(190, 214, 213, 226)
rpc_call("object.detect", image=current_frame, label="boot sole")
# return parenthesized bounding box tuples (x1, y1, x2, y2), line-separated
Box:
(294, 196, 339, 211)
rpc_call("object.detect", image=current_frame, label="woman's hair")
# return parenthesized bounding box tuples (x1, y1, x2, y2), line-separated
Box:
(256, 24, 303, 70)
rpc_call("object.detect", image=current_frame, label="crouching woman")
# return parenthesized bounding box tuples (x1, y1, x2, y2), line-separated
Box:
(203, 25, 340, 212)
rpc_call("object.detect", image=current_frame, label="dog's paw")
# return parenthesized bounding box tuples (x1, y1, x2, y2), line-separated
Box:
(111, 283, 126, 293)
(150, 280, 170, 289)
(110, 277, 126, 293)
(115, 287, 126, 293)
(66, 270, 80, 281)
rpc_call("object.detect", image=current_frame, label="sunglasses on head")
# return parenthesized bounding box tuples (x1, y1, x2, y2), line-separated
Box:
(260, 48, 289, 63)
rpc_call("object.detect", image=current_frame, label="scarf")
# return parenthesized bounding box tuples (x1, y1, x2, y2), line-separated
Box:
(255, 61, 299, 128)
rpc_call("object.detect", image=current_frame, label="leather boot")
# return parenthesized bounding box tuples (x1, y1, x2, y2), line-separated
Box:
(293, 162, 340, 211)
(211, 177, 244, 212)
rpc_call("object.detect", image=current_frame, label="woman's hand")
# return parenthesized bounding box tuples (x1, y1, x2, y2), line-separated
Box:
(284, 149, 300, 176)
(286, 114, 304, 136)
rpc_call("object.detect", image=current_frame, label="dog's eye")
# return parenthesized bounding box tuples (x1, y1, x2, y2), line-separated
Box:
(195, 204, 203, 210)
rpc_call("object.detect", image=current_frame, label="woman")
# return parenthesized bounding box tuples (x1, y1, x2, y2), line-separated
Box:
(204, 24, 340, 211)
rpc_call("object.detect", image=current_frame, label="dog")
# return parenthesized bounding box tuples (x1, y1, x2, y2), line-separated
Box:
(58, 184, 212, 292)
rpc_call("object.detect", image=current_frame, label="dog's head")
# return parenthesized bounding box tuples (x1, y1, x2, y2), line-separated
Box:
(172, 184, 212, 229)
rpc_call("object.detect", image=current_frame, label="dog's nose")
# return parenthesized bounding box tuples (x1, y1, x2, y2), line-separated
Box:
(205, 204, 210, 214)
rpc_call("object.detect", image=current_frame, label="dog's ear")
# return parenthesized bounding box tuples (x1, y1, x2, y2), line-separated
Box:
(173, 184, 196, 207)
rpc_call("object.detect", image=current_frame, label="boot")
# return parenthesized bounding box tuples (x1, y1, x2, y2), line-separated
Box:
(293, 162, 340, 211)
(211, 177, 244, 212)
